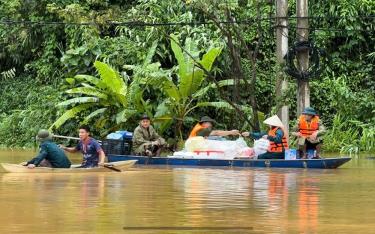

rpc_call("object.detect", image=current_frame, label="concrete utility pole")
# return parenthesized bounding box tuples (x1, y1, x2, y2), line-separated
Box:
(296, 0, 310, 116)
(275, 0, 289, 134)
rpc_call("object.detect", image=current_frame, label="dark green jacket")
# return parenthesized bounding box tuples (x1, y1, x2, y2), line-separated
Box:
(27, 140, 71, 168)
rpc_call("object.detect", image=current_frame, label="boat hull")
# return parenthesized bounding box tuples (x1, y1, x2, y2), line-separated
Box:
(107, 155, 351, 169)
(1, 160, 137, 173)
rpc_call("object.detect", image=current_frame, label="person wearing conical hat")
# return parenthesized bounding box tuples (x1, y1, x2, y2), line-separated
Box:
(189, 116, 240, 139)
(242, 115, 289, 159)
(22, 130, 71, 169)
(292, 107, 326, 159)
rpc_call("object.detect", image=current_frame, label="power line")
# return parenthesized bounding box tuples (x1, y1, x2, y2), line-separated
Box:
(275, 24, 375, 32)
(0, 15, 374, 27)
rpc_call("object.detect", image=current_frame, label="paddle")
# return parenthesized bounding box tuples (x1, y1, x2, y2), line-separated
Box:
(52, 134, 102, 143)
(52, 134, 80, 141)
(102, 163, 121, 172)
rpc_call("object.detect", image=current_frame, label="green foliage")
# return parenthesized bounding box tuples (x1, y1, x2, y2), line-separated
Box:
(311, 76, 375, 127)
(0, 78, 62, 147)
(324, 115, 375, 154)
(51, 61, 144, 136)
(148, 35, 234, 139)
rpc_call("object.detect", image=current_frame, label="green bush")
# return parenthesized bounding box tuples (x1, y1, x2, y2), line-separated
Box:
(0, 78, 62, 147)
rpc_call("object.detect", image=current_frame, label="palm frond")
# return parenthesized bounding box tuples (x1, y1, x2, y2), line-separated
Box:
(94, 61, 127, 94)
(50, 104, 93, 130)
(57, 97, 99, 107)
(74, 75, 106, 89)
(83, 108, 107, 123)
(66, 87, 108, 99)
(115, 109, 138, 124)
(200, 47, 222, 71)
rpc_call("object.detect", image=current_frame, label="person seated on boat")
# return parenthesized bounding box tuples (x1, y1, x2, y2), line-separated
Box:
(291, 107, 326, 159)
(132, 114, 167, 157)
(242, 115, 288, 159)
(189, 116, 240, 140)
(22, 130, 71, 169)
(60, 125, 105, 168)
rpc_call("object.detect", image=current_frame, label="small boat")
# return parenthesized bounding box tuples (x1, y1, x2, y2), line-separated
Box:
(1, 160, 137, 173)
(107, 155, 351, 169)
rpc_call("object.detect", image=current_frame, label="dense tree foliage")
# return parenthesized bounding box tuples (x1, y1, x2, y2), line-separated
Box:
(0, 0, 374, 152)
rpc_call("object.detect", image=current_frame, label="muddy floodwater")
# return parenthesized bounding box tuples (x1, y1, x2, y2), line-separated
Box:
(0, 149, 375, 233)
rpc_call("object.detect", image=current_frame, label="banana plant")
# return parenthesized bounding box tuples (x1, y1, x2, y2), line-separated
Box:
(147, 35, 235, 140)
(50, 61, 145, 135)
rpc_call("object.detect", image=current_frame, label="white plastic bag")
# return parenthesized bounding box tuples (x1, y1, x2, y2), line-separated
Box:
(253, 138, 270, 156)
(171, 151, 196, 158)
(235, 137, 248, 148)
(239, 147, 255, 157)
(184, 137, 250, 159)
(184, 137, 207, 152)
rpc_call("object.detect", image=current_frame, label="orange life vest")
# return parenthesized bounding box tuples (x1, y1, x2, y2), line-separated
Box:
(189, 123, 206, 138)
(298, 115, 319, 137)
(268, 127, 289, 153)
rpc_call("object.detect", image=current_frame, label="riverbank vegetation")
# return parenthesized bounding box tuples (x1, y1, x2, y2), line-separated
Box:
(0, 0, 374, 153)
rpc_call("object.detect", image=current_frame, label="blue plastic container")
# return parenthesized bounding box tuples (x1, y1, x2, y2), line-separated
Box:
(285, 149, 297, 160)
(106, 133, 123, 140)
(115, 131, 133, 139)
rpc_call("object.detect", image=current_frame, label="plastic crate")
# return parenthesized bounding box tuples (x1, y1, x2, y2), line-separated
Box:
(102, 139, 132, 155)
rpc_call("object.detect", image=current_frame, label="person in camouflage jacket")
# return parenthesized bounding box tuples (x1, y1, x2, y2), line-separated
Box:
(132, 115, 167, 156)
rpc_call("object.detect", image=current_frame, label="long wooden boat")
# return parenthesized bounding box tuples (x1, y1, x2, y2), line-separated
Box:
(0, 160, 137, 173)
(107, 155, 351, 169)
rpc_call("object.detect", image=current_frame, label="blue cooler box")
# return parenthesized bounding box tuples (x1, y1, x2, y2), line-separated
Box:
(103, 131, 133, 155)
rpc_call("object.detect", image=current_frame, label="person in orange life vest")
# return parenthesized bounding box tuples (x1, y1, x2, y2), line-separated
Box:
(189, 116, 240, 139)
(291, 107, 326, 159)
(242, 115, 288, 159)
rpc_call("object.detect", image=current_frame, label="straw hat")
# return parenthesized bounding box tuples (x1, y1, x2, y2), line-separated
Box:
(263, 115, 284, 128)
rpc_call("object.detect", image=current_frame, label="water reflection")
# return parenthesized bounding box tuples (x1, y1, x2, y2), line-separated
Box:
(1, 150, 375, 233)
(172, 168, 323, 232)
(298, 177, 319, 233)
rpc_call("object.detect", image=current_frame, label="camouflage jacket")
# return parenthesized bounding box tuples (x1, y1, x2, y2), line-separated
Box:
(132, 124, 166, 149)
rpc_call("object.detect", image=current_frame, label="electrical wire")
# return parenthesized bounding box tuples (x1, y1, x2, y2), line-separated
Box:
(0, 14, 373, 28)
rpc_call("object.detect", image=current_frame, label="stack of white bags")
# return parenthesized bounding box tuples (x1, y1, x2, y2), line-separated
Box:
(171, 137, 270, 159)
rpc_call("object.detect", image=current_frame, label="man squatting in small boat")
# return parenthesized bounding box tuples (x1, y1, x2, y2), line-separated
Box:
(291, 107, 326, 159)
(22, 130, 72, 168)
(132, 114, 168, 157)
(60, 125, 106, 168)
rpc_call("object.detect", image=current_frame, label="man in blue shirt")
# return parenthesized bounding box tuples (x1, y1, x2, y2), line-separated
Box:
(61, 125, 105, 168)
(23, 130, 71, 168)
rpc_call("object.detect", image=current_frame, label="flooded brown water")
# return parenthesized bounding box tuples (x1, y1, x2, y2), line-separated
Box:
(0, 150, 375, 233)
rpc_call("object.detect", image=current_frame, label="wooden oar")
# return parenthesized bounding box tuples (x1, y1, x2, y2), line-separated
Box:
(52, 134, 102, 143)
(103, 163, 121, 172)
(52, 135, 80, 141)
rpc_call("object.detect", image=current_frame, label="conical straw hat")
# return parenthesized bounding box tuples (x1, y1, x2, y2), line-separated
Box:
(263, 115, 284, 128)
